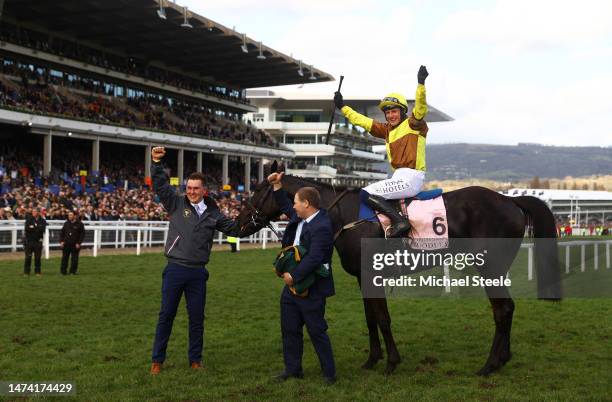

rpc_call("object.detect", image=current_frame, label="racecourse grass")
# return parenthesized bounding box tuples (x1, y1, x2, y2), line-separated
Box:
(0, 246, 610, 401)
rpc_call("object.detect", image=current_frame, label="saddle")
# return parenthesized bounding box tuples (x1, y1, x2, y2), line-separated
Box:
(359, 189, 449, 249)
(359, 189, 443, 222)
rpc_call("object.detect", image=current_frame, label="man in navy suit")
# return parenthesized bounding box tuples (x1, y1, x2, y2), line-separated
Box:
(267, 172, 336, 384)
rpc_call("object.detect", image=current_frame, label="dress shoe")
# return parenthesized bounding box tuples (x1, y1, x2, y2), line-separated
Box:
(274, 371, 304, 382)
(150, 362, 162, 375)
(190, 361, 203, 369)
(324, 376, 337, 385)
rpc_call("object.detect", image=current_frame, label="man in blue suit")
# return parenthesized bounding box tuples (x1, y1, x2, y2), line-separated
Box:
(267, 172, 336, 384)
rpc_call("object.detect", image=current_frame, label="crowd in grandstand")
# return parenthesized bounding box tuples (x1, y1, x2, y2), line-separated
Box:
(0, 149, 250, 221)
(0, 21, 249, 104)
(0, 59, 277, 147)
(0, 183, 246, 222)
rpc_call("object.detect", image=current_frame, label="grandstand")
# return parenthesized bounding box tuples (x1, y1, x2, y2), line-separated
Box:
(0, 0, 333, 201)
(501, 188, 612, 226)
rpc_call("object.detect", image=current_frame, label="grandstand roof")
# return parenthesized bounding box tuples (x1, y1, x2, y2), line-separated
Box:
(246, 90, 454, 123)
(1, 0, 334, 88)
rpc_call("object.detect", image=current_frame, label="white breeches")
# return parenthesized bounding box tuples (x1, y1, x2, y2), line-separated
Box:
(363, 168, 425, 200)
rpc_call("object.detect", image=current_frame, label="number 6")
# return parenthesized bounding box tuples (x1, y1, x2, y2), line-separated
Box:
(433, 217, 446, 235)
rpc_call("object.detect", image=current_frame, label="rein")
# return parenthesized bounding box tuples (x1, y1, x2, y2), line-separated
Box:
(325, 188, 375, 243)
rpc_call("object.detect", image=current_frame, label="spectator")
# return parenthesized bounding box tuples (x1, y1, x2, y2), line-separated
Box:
(23, 207, 46, 276)
(59, 210, 85, 275)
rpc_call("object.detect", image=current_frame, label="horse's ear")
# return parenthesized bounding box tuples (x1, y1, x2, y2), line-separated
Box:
(270, 160, 278, 173)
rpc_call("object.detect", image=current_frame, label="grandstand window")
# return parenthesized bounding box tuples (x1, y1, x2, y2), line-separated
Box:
(285, 136, 314, 144)
(49, 69, 63, 78)
(276, 110, 322, 123)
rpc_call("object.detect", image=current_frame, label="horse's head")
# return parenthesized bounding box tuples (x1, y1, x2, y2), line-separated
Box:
(237, 160, 285, 237)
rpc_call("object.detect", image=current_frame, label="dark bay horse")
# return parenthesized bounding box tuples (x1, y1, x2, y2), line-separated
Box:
(238, 165, 561, 376)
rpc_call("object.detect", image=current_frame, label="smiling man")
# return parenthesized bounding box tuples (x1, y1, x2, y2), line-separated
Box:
(334, 65, 430, 237)
(149, 146, 241, 375)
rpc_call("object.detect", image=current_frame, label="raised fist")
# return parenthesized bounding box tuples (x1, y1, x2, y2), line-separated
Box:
(267, 172, 284, 185)
(151, 146, 166, 162)
(418, 65, 429, 85)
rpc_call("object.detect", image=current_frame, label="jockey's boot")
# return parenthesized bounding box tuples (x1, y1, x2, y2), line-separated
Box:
(365, 194, 410, 238)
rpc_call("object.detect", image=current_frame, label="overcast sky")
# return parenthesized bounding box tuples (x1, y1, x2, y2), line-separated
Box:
(181, 0, 612, 147)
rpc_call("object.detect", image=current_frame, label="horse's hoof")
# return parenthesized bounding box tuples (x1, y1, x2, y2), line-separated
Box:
(361, 358, 380, 370)
(383, 361, 399, 375)
(500, 351, 512, 365)
(476, 362, 500, 376)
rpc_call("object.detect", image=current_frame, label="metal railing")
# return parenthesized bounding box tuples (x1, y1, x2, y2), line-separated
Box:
(2, 221, 610, 274)
(0, 220, 288, 258)
(441, 240, 611, 293)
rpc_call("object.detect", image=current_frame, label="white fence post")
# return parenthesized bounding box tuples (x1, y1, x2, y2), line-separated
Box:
(594, 244, 598, 270)
(136, 229, 141, 256)
(581, 244, 585, 272)
(607, 243, 610, 269)
(236, 237, 240, 251)
(11, 227, 17, 252)
(527, 246, 533, 281)
(44, 227, 50, 260)
(443, 265, 451, 293)
(565, 245, 570, 274)
(262, 229, 268, 250)
(93, 229, 99, 257)
(121, 223, 126, 248)
(146, 226, 150, 248)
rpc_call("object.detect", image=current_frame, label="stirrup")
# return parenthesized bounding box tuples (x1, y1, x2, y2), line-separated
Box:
(384, 222, 410, 239)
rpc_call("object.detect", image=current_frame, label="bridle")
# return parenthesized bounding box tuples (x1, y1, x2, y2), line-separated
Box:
(241, 185, 283, 239)
(242, 183, 366, 244)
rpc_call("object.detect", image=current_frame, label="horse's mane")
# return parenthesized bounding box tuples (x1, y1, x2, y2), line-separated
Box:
(281, 174, 360, 194)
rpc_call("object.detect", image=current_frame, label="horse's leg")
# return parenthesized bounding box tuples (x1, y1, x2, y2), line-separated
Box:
(477, 287, 515, 376)
(371, 298, 401, 374)
(361, 298, 383, 369)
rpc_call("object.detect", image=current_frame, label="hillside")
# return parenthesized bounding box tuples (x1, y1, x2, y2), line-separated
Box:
(426, 143, 611, 181)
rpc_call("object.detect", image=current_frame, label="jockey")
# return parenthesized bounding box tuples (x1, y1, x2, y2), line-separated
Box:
(334, 65, 429, 237)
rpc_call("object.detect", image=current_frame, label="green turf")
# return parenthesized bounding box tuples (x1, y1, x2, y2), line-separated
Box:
(0, 248, 610, 401)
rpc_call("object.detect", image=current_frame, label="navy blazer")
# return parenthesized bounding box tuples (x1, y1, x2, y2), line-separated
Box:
(273, 189, 335, 298)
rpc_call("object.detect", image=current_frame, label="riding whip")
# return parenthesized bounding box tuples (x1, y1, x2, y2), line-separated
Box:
(325, 75, 344, 145)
